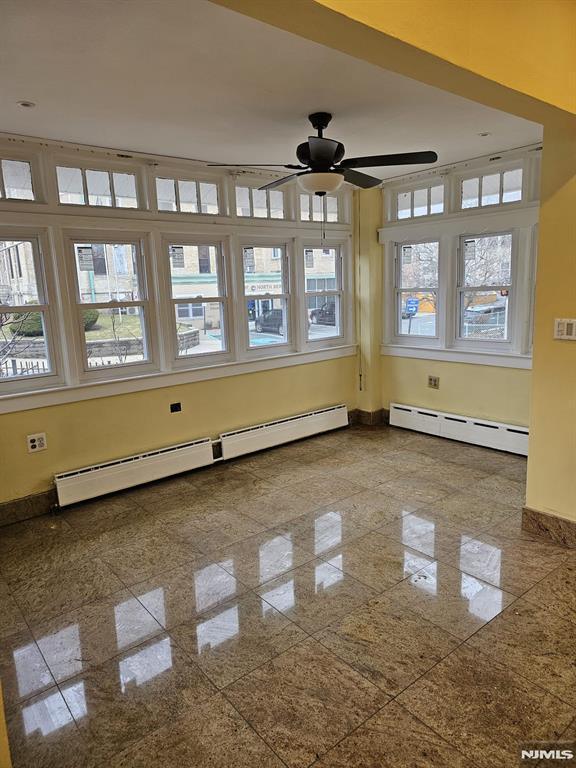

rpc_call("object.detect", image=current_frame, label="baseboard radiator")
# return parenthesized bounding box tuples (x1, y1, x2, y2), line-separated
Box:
(389, 402, 528, 456)
(55, 438, 214, 506)
(220, 405, 349, 460)
(54, 405, 349, 506)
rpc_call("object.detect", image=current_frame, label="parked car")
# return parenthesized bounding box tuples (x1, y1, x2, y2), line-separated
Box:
(255, 308, 284, 334)
(310, 301, 336, 326)
(464, 302, 506, 325)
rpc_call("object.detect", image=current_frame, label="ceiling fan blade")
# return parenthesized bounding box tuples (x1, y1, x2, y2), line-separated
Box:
(341, 151, 438, 169)
(341, 168, 382, 189)
(308, 137, 345, 167)
(207, 163, 305, 169)
(258, 173, 303, 191)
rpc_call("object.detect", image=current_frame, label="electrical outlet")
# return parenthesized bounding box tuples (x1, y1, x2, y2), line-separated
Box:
(428, 376, 440, 389)
(27, 432, 47, 453)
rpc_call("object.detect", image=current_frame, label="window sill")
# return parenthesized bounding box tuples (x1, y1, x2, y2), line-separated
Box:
(380, 344, 532, 369)
(0, 344, 357, 414)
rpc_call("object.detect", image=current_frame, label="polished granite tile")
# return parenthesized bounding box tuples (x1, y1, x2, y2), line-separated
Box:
(0, 537, 98, 591)
(523, 560, 576, 625)
(0, 583, 28, 639)
(386, 560, 516, 639)
(0, 630, 55, 712)
(415, 461, 490, 490)
(256, 558, 376, 633)
(468, 473, 526, 507)
(12, 557, 123, 627)
(185, 513, 267, 554)
(232, 488, 320, 527)
(60, 634, 216, 760)
(170, 592, 307, 688)
(377, 475, 455, 507)
(250, 462, 326, 488)
(420, 491, 520, 533)
(6, 687, 95, 768)
(60, 495, 153, 537)
(225, 638, 389, 768)
(211, 476, 277, 505)
(327, 534, 434, 591)
(214, 530, 315, 588)
(375, 449, 444, 474)
(0, 516, 77, 558)
(331, 459, 406, 489)
(397, 644, 575, 768)
(468, 599, 576, 706)
(445, 530, 569, 595)
(32, 589, 163, 684)
(377, 510, 464, 560)
(131, 557, 249, 628)
(109, 693, 285, 768)
(287, 475, 366, 506)
(314, 594, 458, 696)
(315, 701, 474, 768)
(331, 490, 419, 529)
(273, 508, 373, 558)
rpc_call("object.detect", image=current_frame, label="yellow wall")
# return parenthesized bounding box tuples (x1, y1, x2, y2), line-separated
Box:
(0, 357, 357, 503)
(381, 357, 531, 427)
(315, 0, 576, 115)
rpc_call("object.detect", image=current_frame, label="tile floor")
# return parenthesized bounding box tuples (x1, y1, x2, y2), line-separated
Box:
(1, 425, 575, 767)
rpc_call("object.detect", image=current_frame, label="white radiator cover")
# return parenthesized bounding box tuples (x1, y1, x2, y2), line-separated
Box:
(55, 438, 214, 506)
(389, 402, 529, 455)
(220, 404, 348, 460)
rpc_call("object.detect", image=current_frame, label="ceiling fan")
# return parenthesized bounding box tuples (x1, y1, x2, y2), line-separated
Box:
(209, 112, 438, 196)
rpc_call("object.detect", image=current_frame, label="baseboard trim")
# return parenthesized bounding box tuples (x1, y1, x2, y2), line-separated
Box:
(522, 507, 576, 549)
(349, 409, 390, 426)
(0, 488, 57, 528)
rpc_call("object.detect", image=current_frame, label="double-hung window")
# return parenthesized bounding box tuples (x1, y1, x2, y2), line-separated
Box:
(242, 246, 289, 348)
(304, 247, 343, 341)
(0, 238, 55, 384)
(167, 243, 227, 358)
(395, 241, 439, 338)
(458, 233, 512, 342)
(71, 241, 150, 372)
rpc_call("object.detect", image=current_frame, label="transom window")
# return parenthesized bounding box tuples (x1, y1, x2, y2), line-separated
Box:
(300, 194, 338, 222)
(72, 241, 149, 370)
(236, 186, 284, 219)
(57, 166, 139, 208)
(242, 246, 288, 348)
(397, 184, 444, 220)
(304, 248, 342, 341)
(0, 160, 35, 201)
(458, 233, 512, 341)
(461, 168, 522, 209)
(395, 241, 439, 337)
(168, 243, 226, 358)
(0, 239, 52, 379)
(156, 177, 219, 215)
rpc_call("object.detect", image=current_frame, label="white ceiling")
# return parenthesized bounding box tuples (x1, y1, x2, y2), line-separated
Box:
(1, 0, 542, 179)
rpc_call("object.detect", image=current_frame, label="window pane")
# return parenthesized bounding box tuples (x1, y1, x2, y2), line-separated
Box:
(168, 245, 219, 298)
(430, 185, 444, 214)
(312, 195, 324, 221)
(326, 196, 338, 222)
(307, 295, 340, 340)
(462, 234, 512, 287)
(248, 297, 287, 347)
(0, 240, 40, 304)
(397, 191, 411, 219)
(57, 166, 85, 205)
(481, 173, 500, 206)
(269, 190, 284, 219)
(2, 160, 34, 200)
(399, 242, 438, 289)
(236, 186, 251, 217)
(462, 177, 479, 209)
(74, 243, 140, 302)
(300, 194, 310, 221)
(156, 178, 177, 212)
(178, 180, 198, 213)
(304, 248, 338, 288)
(175, 302, 224, 356)
(243, 247, 284, 294)
(86, 170, 112, 207)
(413, 188, 428, 217)
(83, 306, 147, 368)
(0, 311, 50, 378)
(252, 189, 267, 218)
(398, 292, 437, 336)
(502, 168, 523, 203)
(461, 290, 509, 340)
(113, 173, 138, 208)
(199, 182, 218, 214)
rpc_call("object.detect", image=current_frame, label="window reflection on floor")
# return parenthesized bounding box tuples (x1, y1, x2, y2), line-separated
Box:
(314, 558, 344, 592)
(261, 579, 295, 616)
(118, 637, 173, 693)
(194, 562, 237, 613)
(22, 689, 75, 737)
(196, 605, 240, 654)
(460, 572, 503, 621)
(259, 535, 293, 582)
(314, 511, 342, 555)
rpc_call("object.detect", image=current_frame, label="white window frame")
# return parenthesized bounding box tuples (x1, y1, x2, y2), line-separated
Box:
(298, 192, 343, 224)
(234, 183, 287, 221)
(392, 182, 446, 221)
(393, 239, 440, 342)
(55, 157, 144, 210)
(65, 233, 159, 382)
(455, 161, 526, 212)
(154, 172, 224, 216)
(0, 230, 63, 394)
(302, 244, 346, 347)
(0, 150, 42, 204)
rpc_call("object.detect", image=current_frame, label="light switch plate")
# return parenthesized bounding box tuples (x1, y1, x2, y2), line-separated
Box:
(554, 319, 576, 340)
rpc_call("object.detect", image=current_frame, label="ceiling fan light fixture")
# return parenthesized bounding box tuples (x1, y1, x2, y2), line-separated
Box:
(297, 171, 344, 195)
